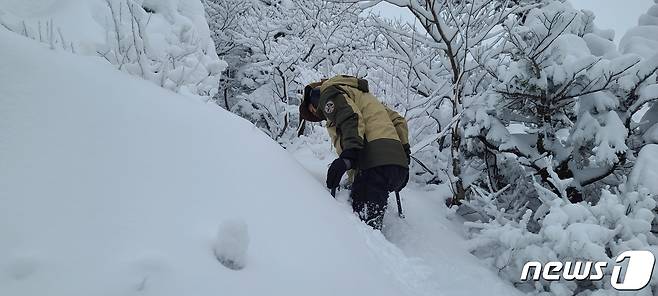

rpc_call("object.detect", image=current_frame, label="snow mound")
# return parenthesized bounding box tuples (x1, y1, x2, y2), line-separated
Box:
(644, 123, 658, 144)
(0, 0, 222, 97)
(213, 219, 250, 270)
(620, 0, 658, 58)
(629, 144, 658, 195)
(0, 0, 215, 57)
(639, 0, 658, 27)
(0, 29, 413, 296)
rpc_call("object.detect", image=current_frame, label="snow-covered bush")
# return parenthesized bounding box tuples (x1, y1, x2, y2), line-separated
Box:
(223, 0, 310, 142)
(628, 144, 658, 197)
(0, 17, 75, 53)
(466, 183, 658, 295)
(620, 0, 658, 60)
(458, 0, 658, 223)
(620, 0, 658, 147)
(456, 2, 658, 293)
(95, 0, 225, 97)
(0, 0, 225, 98)
(203, 0, 250, 109)
(204, 0, 372, 144)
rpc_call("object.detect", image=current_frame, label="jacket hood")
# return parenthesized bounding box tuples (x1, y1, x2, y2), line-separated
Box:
(320, 75, 369, 93)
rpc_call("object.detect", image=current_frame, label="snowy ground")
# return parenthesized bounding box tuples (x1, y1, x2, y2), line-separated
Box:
(0, 23, 528, 296)
(291, 137, 524, 296)
(2, 0, 657, 295)
(0, 22, 528, 296)
(0, 29, 426, 296)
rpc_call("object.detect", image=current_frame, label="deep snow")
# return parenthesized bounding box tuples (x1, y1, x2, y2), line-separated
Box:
(0, 23, 526, 296)
(291, 135, 524, 296)
(629, 144, 658, 195)
(0, 29, 415, 296)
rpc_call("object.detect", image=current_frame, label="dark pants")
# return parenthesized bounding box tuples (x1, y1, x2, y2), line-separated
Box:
(350, 165, 409, 229)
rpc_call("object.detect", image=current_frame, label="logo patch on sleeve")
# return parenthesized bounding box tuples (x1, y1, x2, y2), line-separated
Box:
(324, 101, 335, 114)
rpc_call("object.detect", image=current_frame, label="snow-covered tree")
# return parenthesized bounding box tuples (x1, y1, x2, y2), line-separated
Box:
(204, 0, 373, 143)
(95, 0, 225, 97)
(464, 2, 658, 294)
(204, 0, 251, 109)
(451, 0, 657, 225)
(337, 0, 534, 203)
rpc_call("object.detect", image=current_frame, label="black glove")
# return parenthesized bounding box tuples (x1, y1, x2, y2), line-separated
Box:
(326, 149, 359, 189)
(403, 143, 411, 165)
(327, 158, 348, 189)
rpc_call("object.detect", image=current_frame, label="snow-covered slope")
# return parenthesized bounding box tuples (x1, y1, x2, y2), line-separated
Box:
(291, 136, 524, 296)
(0, 29, 419, 296)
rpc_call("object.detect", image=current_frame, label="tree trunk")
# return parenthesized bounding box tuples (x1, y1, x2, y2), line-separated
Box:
(451, 122, 465, 202)
(450, 80, 465, 203)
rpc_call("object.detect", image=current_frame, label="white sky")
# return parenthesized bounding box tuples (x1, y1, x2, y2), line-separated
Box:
(369, 0, 656, 42)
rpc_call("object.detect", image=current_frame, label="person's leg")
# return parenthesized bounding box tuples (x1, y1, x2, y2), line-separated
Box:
(350, 170, 367, 219)
(364, 189, 388, 229)
(389, 166, 409, 193)
(350, 166, 408, 229)
(361, 167, 390, 230)
(349, 168, 388, 229)
(364, 165, 411, 228)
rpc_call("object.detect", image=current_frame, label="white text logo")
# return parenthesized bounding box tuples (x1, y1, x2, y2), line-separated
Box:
(521, 250, 655, 291)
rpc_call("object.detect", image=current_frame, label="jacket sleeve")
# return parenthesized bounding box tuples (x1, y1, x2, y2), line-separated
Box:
(321, 87, 364, 152)
(385, 107, 409, 145)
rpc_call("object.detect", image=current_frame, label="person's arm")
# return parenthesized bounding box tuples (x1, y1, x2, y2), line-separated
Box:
(386, 106, 411, 162)
(321, 87, 364, 155)
(320, 86, 364, 189)
(385, 107, 409, 145)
